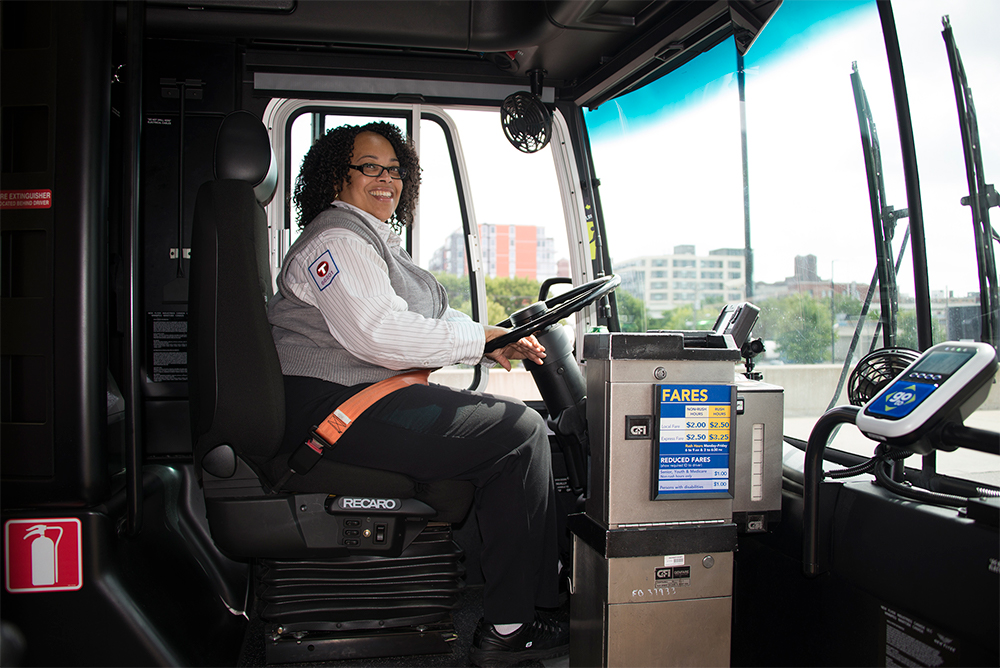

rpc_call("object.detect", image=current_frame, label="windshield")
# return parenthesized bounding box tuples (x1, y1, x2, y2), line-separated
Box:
(585, 0, 998, 485)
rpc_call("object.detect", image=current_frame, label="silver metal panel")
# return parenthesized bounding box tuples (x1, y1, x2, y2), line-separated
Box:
(570, 538, 734, 668)
(608, 597, 732, 667)
(607, 552, 733, 604)
(570, 535, 609, 668)
(586, 362, 611, 525)
(732, 379, 784, 521)
(254, 72, 557, 103)
(604, 358, 738, 384)
(597, 373, 732, 526)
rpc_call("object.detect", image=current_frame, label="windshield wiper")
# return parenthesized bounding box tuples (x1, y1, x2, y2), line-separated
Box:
(942, 15, 1000, 350)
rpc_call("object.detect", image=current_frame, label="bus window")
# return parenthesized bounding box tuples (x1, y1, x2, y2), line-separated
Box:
(586, 0, 997, 482)
(423, 108, 572, 401)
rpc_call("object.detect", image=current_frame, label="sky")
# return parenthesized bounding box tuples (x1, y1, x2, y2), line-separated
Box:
(585, 0, 999, 298)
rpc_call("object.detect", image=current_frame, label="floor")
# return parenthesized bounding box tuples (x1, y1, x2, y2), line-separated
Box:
(238, 584, 570, 668)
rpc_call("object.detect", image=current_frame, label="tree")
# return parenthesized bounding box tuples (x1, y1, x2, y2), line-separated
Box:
(616, 291, 647, 332)
(895, 309, 946, 350)
(486, 276, 541, 316)
(758, 293, 833, 364)
(434, 272, 472, 316)
(650, 302, 727, 332)
(834, 295, 868, 319)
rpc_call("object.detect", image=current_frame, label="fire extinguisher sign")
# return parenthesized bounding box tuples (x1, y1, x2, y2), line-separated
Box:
(4, 518, 83, 593)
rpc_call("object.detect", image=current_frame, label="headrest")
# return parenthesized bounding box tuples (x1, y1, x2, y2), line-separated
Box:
(214, 111, 278, 205)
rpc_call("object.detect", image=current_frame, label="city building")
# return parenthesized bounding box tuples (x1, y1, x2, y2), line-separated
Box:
(429, 224, 561, 280)
(753, 254, 866, 302)
(615, 245, 746, 318)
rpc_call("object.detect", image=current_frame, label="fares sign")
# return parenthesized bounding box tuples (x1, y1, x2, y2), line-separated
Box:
(654, 384, 735, 499)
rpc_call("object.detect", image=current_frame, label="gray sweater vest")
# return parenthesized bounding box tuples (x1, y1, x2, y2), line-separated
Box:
(268, 207, 449, 385)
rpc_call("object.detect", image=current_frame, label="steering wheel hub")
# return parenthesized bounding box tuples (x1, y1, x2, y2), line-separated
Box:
(510, 302, 548, 327)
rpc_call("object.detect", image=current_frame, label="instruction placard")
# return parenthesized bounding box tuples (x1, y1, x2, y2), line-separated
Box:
(0, 189, 52, 210)
(653, 384, 734, 499)
(146, 311, 188, 383)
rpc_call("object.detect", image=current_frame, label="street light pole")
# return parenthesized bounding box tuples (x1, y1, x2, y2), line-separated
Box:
(830, 261, 837, 363)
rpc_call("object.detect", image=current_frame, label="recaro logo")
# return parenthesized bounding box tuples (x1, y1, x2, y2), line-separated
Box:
(338, 497, 399, 510)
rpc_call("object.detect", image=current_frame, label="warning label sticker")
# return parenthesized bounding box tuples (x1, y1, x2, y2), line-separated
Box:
(880, 605, 960, 667)
(0, 190, 52, 210)
(5, 518, 83, 593)
(147, 311, 188, 383)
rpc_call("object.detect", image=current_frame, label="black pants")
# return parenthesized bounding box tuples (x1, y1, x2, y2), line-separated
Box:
(276, 375, 560, 625)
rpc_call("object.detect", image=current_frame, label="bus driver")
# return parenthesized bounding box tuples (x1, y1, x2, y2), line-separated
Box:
(266, 121, 570, 665)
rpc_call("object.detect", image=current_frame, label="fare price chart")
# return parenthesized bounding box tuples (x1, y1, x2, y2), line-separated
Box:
(655, 384, 734, 499)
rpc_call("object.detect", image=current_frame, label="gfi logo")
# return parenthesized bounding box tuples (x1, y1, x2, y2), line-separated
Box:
(625, 416, 652, 440)
(338, 497, 398, 510)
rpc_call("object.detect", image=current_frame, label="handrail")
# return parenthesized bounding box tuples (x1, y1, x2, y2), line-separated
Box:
(802, 405, 860, 577)
(123, 0, 146, 537)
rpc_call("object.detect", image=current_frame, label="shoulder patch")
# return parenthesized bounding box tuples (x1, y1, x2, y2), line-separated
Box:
(308, 250, 339, 291)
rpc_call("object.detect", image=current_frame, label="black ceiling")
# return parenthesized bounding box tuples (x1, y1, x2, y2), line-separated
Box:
(139, 0, 781, 108)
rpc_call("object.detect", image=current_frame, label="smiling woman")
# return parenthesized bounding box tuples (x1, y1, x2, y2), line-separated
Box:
(292, 122, 420, 232)
(338, 133, 405, 225)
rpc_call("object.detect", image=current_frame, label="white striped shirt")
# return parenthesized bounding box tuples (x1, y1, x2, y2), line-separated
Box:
(282, 201, 485, 370)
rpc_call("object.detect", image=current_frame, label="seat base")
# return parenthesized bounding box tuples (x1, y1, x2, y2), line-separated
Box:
(256, 524, 465, 664)
(265, 618, 457, 664)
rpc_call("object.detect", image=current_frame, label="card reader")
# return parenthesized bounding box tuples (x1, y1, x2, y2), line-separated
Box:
(855, 341, 997, 449)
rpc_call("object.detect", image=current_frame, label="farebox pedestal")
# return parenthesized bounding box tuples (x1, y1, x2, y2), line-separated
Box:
(569, 332, 782, 667)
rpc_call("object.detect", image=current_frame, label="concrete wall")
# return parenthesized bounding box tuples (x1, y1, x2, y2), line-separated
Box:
(758, 364, 1000, 417)
(436, 363, 1000, 419)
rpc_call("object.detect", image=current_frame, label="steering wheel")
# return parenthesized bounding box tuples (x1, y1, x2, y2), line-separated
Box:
(484, 274, 620, 353)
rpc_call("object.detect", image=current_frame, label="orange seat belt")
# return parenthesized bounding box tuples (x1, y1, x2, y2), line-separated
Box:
(282, 369, 432, 482)
(312, 368, 431, 448)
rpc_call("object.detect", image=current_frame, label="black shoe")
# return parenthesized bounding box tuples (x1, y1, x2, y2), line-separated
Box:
(469, 613, 569, 667)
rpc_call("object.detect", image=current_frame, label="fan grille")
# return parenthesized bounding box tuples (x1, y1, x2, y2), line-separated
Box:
(848, 347, 921, 406)
(500, 91, 552, 153)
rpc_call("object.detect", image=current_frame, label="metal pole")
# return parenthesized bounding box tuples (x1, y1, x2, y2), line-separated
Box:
(831, 264, 835, 363)
(123, 0, 145, 536)
(738, 50, 753, 299)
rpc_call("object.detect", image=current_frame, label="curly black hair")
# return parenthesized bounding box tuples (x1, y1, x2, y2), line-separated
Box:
(293, 121, 421, 232)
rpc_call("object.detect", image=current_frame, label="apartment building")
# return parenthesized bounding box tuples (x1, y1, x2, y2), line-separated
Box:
(616, 245, 746, 318)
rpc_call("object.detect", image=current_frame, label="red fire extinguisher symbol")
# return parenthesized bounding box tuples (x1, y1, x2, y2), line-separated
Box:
(4, 518, 83, 593)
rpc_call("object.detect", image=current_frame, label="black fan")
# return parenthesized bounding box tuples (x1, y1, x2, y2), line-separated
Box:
(847, 347, 920, 406)
(501, 70, 552, 153)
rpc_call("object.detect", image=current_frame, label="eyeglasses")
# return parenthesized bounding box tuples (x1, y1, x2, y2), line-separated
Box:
(349, 163, 407, 180)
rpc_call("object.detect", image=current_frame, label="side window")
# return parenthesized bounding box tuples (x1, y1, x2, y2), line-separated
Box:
(276, 103, 573, 399)
(422, 108, 573, 402)
(281, 107, 479, 390)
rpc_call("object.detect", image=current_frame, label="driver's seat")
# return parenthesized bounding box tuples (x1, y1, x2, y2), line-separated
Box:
(187, 110, 474, 662)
